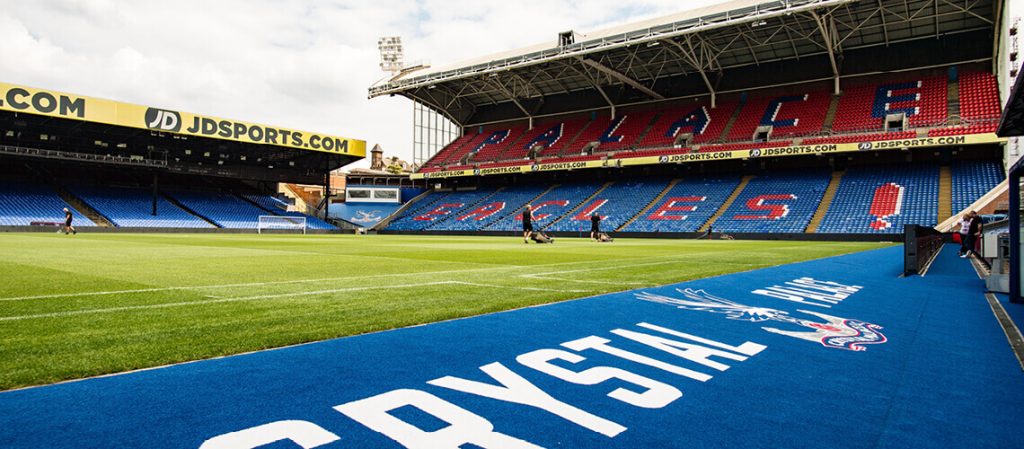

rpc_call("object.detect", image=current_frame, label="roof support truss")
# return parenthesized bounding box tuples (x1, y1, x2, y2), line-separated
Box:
(811, 10, 841, 94)
(577, 57, 665, 100)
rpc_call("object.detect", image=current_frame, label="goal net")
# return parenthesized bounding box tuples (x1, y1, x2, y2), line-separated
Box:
(257, 215, 307, 234)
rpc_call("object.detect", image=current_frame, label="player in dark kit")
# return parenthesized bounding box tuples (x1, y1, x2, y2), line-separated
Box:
(63, 207, 76, 235)
(522, 204, 533, 244)
(590, 212, 601, 240)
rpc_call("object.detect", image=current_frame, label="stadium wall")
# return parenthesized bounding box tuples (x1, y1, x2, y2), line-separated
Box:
(377, 229, 902, 242)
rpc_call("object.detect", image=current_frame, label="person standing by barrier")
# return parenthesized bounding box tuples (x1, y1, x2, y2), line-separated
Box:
(590, 212, 601, 241)
(962, 211, 983, 258)
(956, 212, 972, 257)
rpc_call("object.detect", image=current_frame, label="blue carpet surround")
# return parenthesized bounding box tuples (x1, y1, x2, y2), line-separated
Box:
(1, 245, 1022, 448)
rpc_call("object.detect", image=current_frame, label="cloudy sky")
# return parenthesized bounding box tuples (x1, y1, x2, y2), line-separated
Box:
(0, 0, 727, 168)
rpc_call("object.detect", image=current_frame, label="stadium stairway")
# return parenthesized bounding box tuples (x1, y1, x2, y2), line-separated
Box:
(821, 94, 841, 133)
(805, 170, 844, 233)
(161, 194, 220, 228)
(54, 185, 113, 227)
(544, 181, 613, 230)
(616, 178, 680, 231)
(938, 165, 953, 223)
(948, 78, 960, 125)
(557, 118, 595, 156)
(716, 98, 745, 144)
(699, 174, 752, 232)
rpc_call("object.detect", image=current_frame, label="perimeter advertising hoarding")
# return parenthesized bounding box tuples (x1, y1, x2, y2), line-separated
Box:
(412, 134, 1004, 180)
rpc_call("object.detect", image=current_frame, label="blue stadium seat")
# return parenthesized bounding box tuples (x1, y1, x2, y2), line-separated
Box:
(387, 188, 498, 231)
(546, 179, 671, 233)
(951, 160, 1004, 214)
(476, 183, 604, 232)
(433, 184, 549, 231)
(817, 164, 939, 234)
(622, 177, 740, 233)
(714, 170, 830, 233)
(69, 184, 212, 228)
(0, 180, 96, 227)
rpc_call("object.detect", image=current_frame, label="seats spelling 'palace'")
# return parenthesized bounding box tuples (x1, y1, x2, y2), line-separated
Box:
(418, 71, 990, 173)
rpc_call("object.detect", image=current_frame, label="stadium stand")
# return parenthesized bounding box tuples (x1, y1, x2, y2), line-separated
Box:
(0, 180, 97, 227)
(69, 184, 213, 228)
(727, 92, 830, 141)
(637, 101, 737, 149)
(831, 77, 947, 133)
(952, 160, 1005, 214)
(712, 170, 831, 233)
(470, 127, 528, 162)
(958, 72, 1002, 123)
(387, 188, 498, 231)
(434, 184, 549, 231)
(622, 177, 741, 233)
(547, 179, 670, 233)
(817, 164, 940, 233)
(484, 182, 604, 231)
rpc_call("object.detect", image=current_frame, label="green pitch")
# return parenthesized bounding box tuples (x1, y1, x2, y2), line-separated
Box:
(0, 233, 887, 390)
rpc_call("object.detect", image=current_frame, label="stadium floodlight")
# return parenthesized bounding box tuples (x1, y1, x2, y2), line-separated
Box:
(378, 36, 404, 75)
(257, 215, 307, 234)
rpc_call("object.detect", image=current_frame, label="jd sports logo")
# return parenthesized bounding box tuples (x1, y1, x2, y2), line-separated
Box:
(748, 149, 762, 158)
(858, 142, 873, 151)
(145, 108, 182, 132)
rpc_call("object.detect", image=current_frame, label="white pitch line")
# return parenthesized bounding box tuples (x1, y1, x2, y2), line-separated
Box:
(0, 252, 708, 303)
(0, 281, 590, 322)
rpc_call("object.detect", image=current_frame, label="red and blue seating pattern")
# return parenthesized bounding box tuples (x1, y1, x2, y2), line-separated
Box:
(387, 188, 499, 231)
(952, 160, 1004, 213)
(817, 164, 939, 233)
(418, 71, 990, 173)
(0, 180, 97, 227)
(435, 184, 549, 231)
(712, 170, 831, 233)
(484, 182, 604, 231)
(621, 177, 741, 233)
(546, 179, 670, 232)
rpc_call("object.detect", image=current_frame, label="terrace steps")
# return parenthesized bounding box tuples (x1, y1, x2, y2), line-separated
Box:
(54, 185, 114, 227)
(546, 181, 612, 229)
(821, 94, 842, 133)
(616, 179, 680, 231)
(699, 175, 753, 232)
(938, 165, 953, 222)
(162, 194, 221, 228)
(806, 170, 845, 233)
(558, 119, 596, 157)
(717, 101, 745, 144)
(948, 79, 960, 125)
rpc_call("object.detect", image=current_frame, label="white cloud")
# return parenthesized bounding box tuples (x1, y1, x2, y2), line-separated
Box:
(0, 0, 727, 169)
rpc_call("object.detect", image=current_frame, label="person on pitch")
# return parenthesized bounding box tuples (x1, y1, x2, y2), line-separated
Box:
(522, 203, 533, 244)
(63, 207, 77, 235)
(590, 212, 601, 241)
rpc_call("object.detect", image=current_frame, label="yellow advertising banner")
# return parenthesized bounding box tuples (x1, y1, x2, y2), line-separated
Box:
(411, 133, 1005, 180)
(0, 82, 365, 157)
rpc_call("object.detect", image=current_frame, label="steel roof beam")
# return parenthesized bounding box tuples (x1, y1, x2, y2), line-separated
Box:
(811, 10, 841, 94)
(578, 57, 665, 100)
(664, 37, 717, 107)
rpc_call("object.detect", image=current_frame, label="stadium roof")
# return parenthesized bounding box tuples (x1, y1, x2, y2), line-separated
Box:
(0, 82, 367, 183)
(369, 0, 999, 126)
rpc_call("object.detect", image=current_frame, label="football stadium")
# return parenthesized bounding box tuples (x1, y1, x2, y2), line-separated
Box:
(2, 0, 1024, 448)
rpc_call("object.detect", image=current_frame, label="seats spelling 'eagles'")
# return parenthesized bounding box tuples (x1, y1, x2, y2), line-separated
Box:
(485, 182, 604, 232)
(547, 179, 670, 232)
(817, 164, 939, 233)
(713, 170, 830, 233)
(622, 177, 741, 233)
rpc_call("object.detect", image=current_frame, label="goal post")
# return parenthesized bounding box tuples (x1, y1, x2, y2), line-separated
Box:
(257, 215, 307, 234)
